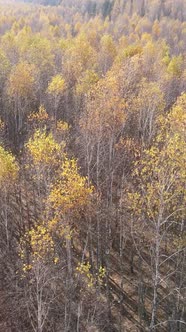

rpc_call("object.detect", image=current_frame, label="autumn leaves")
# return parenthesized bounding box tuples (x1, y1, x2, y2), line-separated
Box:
(17, 124, 93, 272)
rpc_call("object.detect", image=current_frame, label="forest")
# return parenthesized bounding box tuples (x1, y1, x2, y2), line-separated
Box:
(0, 0, 185, 331)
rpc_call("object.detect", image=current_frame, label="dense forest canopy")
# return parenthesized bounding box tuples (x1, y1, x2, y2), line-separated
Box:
(0, 0, 185, 331)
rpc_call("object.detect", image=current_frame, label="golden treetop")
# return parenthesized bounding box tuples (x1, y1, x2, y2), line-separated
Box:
(0, 145, 18, 186)
(49, 157, 93, 217)
(26, 128, 62, 167)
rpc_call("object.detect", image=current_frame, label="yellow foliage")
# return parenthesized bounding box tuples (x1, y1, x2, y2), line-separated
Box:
(22, 264, 32, 272)
(152, 20, 161, 37)
(0, 118, 4, 131)
(124, 44, 143, 58)
(100, 34, 117, 59)
(20, 222, 59, 271)
(127, 94, 186, 223)
(26, 129, 62, 167)
(0, 49, 10, 79)
(72, 33, 96, 69)
(56, 120, 70, 133)
(76, 70, 99, 95)
(47, 74, 66, 96)
(53, 256, 59, 264)
(63, 33, 97, 82)
(168, 93, 186, 135)
(167, 55, 183, 77)
(76, 262, 106, 288)
(76, 262, 94, 288)
(29, 222, 54, 260)
(49, 157, 93, 216)
(8, 62, 35, 98)
(28, 105, 49, 123)
(0, 145, 18, 185)
(25, 35, 54, 72)
(80, 73, 126, 139)
(48, 219, 72, 240)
